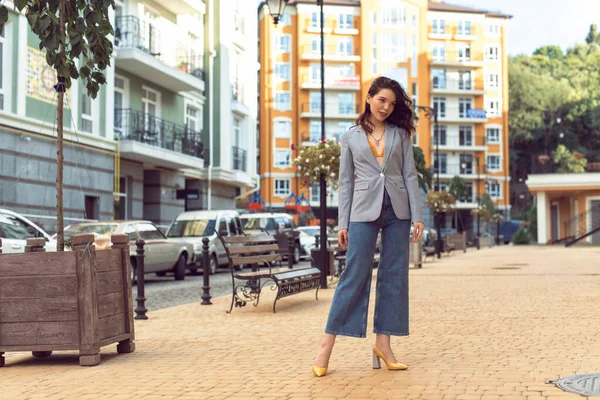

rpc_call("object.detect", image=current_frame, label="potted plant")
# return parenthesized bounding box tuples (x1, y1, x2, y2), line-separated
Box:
(293, 139, 341, 190)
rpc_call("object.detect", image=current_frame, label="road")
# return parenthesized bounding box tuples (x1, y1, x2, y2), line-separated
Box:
(132, 260, 313, 312)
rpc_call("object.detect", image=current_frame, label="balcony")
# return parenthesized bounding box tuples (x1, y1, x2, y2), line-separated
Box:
(433, 135, 487, 151)
(115, 16, 205, 92)
(300, 131, 342, 143)
(305, 18, 333, 34)
(232, 146, 247, 172)
(453, 27, 478, 41)
(432, 161, 487, 180)
(300, 45, 360, 62)
(430, 51, 484, 68)
(428, 29, 452, 40)
(114, 108, 205, 170)
(300, 103, 360, 119)
(436, 108, 488, 123)
(231, 79, 250, 115)
(301, 74, 360, 90)
(431, 78, 485, 95)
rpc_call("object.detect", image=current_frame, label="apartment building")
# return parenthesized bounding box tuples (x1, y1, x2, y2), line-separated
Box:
(0, 0, 257, 231)
(258, 0, 511, 233)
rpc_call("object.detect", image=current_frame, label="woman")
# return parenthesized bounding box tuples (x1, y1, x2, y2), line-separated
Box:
(312, 76, 424, 377)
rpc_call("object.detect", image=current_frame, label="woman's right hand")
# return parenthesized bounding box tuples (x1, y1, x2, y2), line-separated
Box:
(338, 229, 348, 250)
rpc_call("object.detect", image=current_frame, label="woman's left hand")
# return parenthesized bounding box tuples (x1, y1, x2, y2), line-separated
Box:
(412, 222, 424, 243)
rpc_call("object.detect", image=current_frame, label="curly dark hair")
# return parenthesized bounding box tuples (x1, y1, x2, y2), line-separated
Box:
(355, 76, 415, 137)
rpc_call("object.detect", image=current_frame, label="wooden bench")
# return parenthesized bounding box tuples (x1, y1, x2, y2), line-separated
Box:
(217, 234, 321, 313)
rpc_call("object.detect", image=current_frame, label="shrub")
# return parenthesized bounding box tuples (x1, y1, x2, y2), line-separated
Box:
(511, 228, 532, 245)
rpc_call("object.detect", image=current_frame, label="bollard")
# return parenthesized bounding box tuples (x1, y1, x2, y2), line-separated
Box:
(287, 232, 295, 269)
(201, 237, 212, 305)
(134, 239, 148, 320)
(0, 238, 2, 254)
(315, 234, 320, 249)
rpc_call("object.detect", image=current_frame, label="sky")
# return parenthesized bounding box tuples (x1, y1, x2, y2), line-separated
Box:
(258, 0, 600, 56)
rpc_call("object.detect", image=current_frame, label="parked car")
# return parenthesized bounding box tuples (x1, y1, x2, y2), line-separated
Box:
(0, 209, 57, 253)
(165, 210, 243, 274)
(60, 221, 193, 281)
(296, 226, 335, 259)
(239, 212, 302, 263)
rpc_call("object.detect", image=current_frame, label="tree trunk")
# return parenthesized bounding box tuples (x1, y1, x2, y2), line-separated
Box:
(56, 0, 65, 252)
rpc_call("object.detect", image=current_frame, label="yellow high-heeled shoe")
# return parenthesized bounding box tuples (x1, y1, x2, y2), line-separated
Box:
(312, 364, 328, 377)
(372, 344, 408, 370)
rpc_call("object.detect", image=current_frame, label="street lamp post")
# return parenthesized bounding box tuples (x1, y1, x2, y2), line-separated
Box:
(475, 156, 480, 250)
(414, 105, 442, 259)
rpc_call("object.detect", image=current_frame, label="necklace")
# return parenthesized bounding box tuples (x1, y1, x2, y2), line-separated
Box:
(369, 132, 384, 146)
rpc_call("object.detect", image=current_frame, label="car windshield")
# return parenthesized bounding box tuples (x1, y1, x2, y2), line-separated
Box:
(166, 219, 216, 237)
(64, 223, 117, 236)
(0, 213, 42, 240)
(240, 217, 274, 231)
(299, 227, 320, 236)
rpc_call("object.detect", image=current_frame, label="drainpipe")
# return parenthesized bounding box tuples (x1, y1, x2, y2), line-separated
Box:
(207, 0, 216, 210)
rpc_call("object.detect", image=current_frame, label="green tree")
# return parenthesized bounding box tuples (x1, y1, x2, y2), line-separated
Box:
(0, 0, 114, 251)
(448, 176, 468, 232)
(585, 24, 599, 45)
(552, 144, 588, 172)
(413, 146, 432, 192)
(533, 45, 564, 59)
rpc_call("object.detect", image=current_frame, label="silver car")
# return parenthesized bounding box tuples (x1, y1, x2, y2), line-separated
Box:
(62, 221, 194, 281)
(0, 209, 57, 253)
(165, 210, 243, 275)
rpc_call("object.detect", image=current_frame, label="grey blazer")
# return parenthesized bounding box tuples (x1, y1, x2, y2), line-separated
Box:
(337, 122, 423, 230)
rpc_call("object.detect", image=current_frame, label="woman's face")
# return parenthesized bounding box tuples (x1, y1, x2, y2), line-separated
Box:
(366, 88, 397, 123)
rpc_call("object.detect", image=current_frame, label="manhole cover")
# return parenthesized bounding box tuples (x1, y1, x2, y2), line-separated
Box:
(553, 373, 600, 396)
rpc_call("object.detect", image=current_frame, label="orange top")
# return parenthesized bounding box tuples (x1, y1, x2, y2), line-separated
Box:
(368, 138, 384, 158)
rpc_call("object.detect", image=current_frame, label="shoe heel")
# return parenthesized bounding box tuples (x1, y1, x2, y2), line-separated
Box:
(373, 354, 381, 369)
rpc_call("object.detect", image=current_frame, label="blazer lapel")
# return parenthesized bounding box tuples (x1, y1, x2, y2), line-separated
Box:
(381, 123, 396, 171)
(357, 127, 382, 170)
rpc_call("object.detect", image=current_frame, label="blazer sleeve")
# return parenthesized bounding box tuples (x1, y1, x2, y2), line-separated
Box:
(337, 132, 355, 230)
(401, 133, 423, 223)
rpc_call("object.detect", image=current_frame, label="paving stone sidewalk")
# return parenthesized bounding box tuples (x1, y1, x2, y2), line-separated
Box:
(3, 245, 600, 400)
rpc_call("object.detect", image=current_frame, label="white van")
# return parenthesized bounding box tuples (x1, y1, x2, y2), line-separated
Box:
(0, 209, 57, 253)
(165, 210, 243, 274)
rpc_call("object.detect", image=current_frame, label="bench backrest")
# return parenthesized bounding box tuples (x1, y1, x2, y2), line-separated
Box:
(217, 233, 282, 270)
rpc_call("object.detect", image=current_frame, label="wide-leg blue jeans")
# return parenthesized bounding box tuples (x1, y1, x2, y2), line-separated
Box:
(325, 189, 411, 338)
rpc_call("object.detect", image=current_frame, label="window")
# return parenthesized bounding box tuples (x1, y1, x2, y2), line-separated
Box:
(338, 64, 355, 76)
(433, 97, 446, 118)
(371, 12, 377, 26)
(275, 92, 291, 110)
(486, 127, 500, 144)
(275, 35, 290, 53)
(464, 182, 474, 202)
(433, 153, 447, 174)
(0, 26, 6, 110)
(311, 185, 320, 202)
(338, 14, 353, 29)
(372, 34, 378, 74)
(310, 92, 321, 113)
(459, 71, 471, 90)
(383, 33, 405, 61)
(232, 116, 241, 147)
(0, 212, 44, 240)
(274, 120, 291, 138)
(457, 44, 471, 61)
(457, 20, 471, 35)
(310, 12, 321, 28)
(487, 23, 500, 36)
(382, 4, 405, 27)
(487, 181, 501, 199)
(275, 150, 291, 167)
(337, 122, 352, 140)
(459, 126, 473, 146)
(485, 46, 500, 61)
(311, 37, 321, 54)
(432, 69, 446, 89)
(459, 154, 473, 174)
(487, 155, 501, 171)
(338, 93, 354, 114)
(309, 120, 321, 141)
(459, 98, 472, 118)
(432, 19, 445, 34)
(433, 182, 448, 192)
(274, 179, 291, 196)
(81, 91, 93, 133)
(487, 99, 500, 117)
(487, 73, 499, 88)
(279, 13, 291, 26)
(338, 37, 353, 56)
(185, 105, 201, 133)
(275, 63, 290, 81)
(432, 43, 446, 61)
(135, 223, 165, 240)
(433, 125, 447, 145)
(114, 75, 129, 137)
(412, 14, 417, 28)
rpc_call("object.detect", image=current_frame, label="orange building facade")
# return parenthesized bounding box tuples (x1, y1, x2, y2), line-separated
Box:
(257, 0, 511, 230)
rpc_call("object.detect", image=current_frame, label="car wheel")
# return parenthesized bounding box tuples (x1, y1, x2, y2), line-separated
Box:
(189, 267, 200, 275)
(173, 254, 186, 281)
(293, 245, 301, 264)
(209, 254, 217, 275)
(130, 258, 137, 285)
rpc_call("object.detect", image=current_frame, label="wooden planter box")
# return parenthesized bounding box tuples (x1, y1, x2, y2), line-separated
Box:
(446, 232, 467, 252)
(0, 234, 135, 367)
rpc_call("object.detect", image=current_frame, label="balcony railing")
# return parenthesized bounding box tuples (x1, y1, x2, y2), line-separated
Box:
(432, 161, 486, 176)
(301, 73, 360, 88)
(301, 131, 342, 142)
(434, 108, 488, 120)
(232, 79, 244, 102)
(301, 103, 360, 115)
(114, 108, 205, 159)
(115, 15, 205, 80)
(432, 78, 484, 91)
(301, 44, 360, 58)
(433, 135, 486, 147)
(430, 51, 483, 63)
(232, 146, 247, 172)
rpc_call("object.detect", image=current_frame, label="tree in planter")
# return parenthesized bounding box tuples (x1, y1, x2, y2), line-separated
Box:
(552, 144, 588, 172)
(293, 139, 341, 190)
(425, 191, 455, 243)
(0, 0, 115, 251)
(413, 146, 432, 192)
(448, 176, 469, 232)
